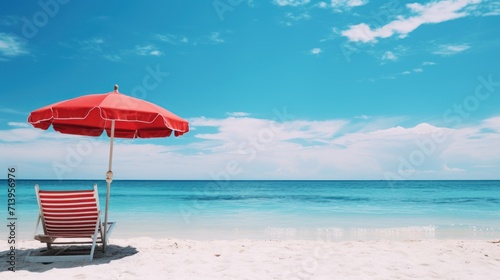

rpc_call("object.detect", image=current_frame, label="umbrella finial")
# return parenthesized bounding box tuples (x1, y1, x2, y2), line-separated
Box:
(114, 84, 119, 92)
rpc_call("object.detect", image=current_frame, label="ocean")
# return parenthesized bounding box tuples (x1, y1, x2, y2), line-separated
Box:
(4, 180, 500, 241)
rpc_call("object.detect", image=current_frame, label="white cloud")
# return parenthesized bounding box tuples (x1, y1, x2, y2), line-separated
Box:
(338, 0, 367, 7)
(400, 68, 423, 75)
(318, 1, 328, 8)
(7, 122, 29, 128)
(103, 54, 122, 62)
(156, 34, 189, 45)
(310, 48, 322, 55)
(0, 128, 71, 142)
(135, 45, 163, 56)
(318, 0, 368, 11)
(208, 32, 225, 44)
(341, 0, 481, 43)
(0, 107, 27, 116)
(331, 0, 369, 9)
(226, 112, 251, 117)
(483, 2, 500, 16)
(157, 32, 227, 46)
(399, 61, 435, 76)
(156, 34, 175, 44)
(282, 12, 311, 25)
(78, 37, 105, 52)
(286, 12, 311, 21)
(381, 51, 397, 61)
(3, 115, 500, 180)
(0, 33, 29, 58)
(273, 0, 310, 7)
(150, 50, 162, 56)
(433, 44, 470, 56)
(444, 164, 465, 172)
(186, 115, 500, 179)
(479, 116, 500, 131)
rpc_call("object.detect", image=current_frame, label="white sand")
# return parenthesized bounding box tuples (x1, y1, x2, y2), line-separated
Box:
(2, 238, 500, 279)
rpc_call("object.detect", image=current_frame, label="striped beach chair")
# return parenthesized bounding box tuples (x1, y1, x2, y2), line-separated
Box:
(25, 184, 115, 262)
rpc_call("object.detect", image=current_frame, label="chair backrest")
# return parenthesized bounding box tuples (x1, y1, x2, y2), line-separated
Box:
(36, 184, 101, 238)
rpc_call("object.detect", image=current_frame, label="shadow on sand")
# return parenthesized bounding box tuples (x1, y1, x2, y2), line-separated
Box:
(0, 244, 138, 272)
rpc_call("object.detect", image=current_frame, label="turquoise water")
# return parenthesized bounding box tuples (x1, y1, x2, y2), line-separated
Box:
(2, 180, 500, 240)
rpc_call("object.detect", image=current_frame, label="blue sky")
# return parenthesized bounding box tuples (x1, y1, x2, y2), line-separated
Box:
(1, 0, 499, 180)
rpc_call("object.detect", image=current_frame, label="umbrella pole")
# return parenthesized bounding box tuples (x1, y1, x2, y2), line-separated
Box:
(104, 120, 115, 252)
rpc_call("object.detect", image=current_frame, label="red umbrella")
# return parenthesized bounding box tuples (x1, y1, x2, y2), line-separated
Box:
(28, 85, 189, 249)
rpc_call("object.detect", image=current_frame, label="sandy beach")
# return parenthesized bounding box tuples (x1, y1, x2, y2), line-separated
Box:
(2, 238, 500, 279)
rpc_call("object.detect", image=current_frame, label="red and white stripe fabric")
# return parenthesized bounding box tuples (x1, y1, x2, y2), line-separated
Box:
(38, 189, 100, 238)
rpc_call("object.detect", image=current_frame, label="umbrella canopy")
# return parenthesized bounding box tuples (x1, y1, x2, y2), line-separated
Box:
(28, 86, 189, 138)
(28, 85, 189, 250)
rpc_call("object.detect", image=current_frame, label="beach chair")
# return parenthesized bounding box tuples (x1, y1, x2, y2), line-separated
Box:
(25, 184, 116, 262)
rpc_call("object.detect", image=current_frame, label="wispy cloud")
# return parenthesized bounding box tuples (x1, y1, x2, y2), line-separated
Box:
(327, 0, 369, 12)
(59, 37, 105, 52)
(103, 54, 122, 62)
(341, 0, 481, 43)
(281, 12, 311, 26)
(247, 0, 256, 8)
(156, 34, 189, 45)
(0, 33, 29, 58)
(8, 122, 29, 128)
(190, 116, 348, 146)
(208, 32, 225, 44)
(310, 48, 322, 55)
(318, 2, 328, 8)
(355, 115, 371, 120)
(400, 61, 436, 75)
(443, 164, 465, 172)
(381, 51, 397, 61)
(135, 44, 163, 56)
(433, 43, 470, 56)
(59, 38, 168, 61)
(476, 1, 500, 16)
(0, 127, 81, 142)
(226, 112, 251, 117)
(79, 37, 105, 51)
(273, 0, 310, 7)
(400, 67, 424, 75)
(58, 37, 108, 59)
(72, 37, 105, 53)
(0, 107, 28, 116)
(156, 32, 227, 46)
(0, 15, 20, 26)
